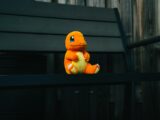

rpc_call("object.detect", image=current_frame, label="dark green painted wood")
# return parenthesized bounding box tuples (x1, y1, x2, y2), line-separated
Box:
(0, 88, 45, 120)
(61, 87, 89, 120)
(0, 0, 117, 22)
(0, 53, 46, 74)
(0, 1, 125, 54)
(0, 1, 131, 120)
(0, 73, 160, 87)
(0, 32, 124, 52)
(0, 14, 120, 37)
(44, 88, 57, 120)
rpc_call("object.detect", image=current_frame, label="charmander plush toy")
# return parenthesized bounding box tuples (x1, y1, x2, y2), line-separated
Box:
(64, 31, 100, 74)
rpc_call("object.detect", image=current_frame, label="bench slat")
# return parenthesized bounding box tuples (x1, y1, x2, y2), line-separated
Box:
(0, 73, 160, 87)
(0, 32, 124, 52)
(0, 0, 117, 22)
(0, 14, 120, 37)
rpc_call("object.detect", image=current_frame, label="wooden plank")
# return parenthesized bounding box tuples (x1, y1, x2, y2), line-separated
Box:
(0, 73, 160, 87)
(0, 0, 117, 22)
(128, 36, 160, 49)
(87, 37, 124, 52)
(0, 32, 65, 52)
(0, 32, 124, 52)
(0, 14, 120, 37)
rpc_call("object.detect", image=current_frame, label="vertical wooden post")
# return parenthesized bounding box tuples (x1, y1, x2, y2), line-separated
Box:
(134, 1, 159, 120)
(45, 54, 57, 120)
(46, 54, 55, 74)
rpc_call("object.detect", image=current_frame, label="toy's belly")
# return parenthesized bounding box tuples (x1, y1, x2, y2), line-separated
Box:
(72, 52, 87, 73)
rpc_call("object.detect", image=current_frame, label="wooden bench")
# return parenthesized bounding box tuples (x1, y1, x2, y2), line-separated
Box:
(0, 1, 137, 120)
(0, 0, 160, 120)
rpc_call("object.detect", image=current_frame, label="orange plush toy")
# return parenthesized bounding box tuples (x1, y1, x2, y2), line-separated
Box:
(64, 31, 100, 74)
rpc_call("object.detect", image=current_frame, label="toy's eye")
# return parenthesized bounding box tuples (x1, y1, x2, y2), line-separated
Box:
(70, 36, 74, 42)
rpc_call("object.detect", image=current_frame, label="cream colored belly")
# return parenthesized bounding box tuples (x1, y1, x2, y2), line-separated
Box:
(72, 52, 87, 73)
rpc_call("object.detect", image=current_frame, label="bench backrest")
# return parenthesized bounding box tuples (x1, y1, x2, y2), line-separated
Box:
(0, 0, 127, 53)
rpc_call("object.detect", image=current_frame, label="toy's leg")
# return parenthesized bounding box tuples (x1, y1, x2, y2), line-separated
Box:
(84, 63, 100, 74)
(65, 61, 78, 74)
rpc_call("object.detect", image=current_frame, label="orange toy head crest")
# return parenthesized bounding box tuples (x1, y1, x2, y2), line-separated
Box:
(65, 31, 87, 51)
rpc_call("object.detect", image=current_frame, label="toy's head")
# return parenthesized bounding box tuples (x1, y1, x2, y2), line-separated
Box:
(65, 31, 87, 51)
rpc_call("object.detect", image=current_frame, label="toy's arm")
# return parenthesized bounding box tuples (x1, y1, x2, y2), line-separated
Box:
(64, 51, 78, 74)
(65, 50, 78, 61)
(83, 51, 90, 62)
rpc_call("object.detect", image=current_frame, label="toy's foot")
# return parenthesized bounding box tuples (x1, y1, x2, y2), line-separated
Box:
(84, 63, 100, 74)
(68, 63, 78, 74)
(94, 64, 100, 74)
